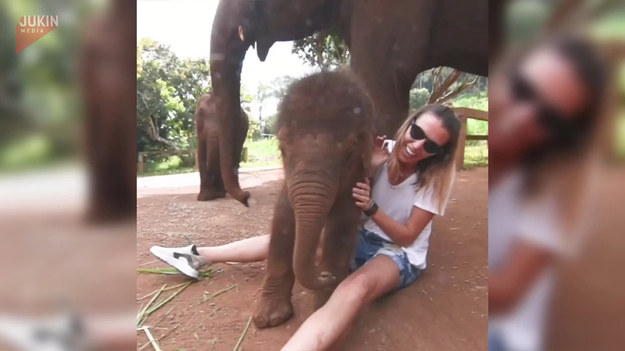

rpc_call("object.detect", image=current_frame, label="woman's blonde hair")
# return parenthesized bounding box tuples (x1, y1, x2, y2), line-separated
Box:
(387, 104, 461, 213)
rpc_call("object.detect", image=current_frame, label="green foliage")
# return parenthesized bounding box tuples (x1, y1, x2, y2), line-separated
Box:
(452, 90, 488, 111)
(137, 38, 211, 152)
(263, 113, 279, 134)
(155, 155, 182, 170)
(451, 90, 488, 144)
(0, 134, 54, 171)
(616, 112, 625, 160)
(241, 86, 254, 112)
(292, 30, 350, 69)
(505, 0, 549, 44)
(247, 118, 262, 141)
(0, 1, 100, 171)
(140, 155, 195, 177)
(412, 68, 488, 97)
(591, 11, 625, 40)
(240, 138, 281, 168)
(269, 75, 297, 101)
(409, 88, 430, 110)
(464, 141, 489, 169)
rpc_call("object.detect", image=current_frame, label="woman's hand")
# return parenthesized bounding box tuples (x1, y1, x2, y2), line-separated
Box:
(371, 135, 391, 170)
(353, 178, 373, 211)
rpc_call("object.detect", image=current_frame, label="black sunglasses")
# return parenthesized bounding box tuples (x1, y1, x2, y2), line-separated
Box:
(510, 70, 571, 133)
(409, 121, 442, 155)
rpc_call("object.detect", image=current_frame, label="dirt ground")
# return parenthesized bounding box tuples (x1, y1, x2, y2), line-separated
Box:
(136, 167, 488, 351)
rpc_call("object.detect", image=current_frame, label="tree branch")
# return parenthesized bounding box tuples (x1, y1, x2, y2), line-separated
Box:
(436, 77, 479, 104)
(143, 114, 179, 150)
(428, 70, 462, 103)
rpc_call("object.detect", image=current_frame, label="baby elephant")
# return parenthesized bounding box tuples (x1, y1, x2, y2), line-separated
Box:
(254, 71, 374, 328)
(195, 93, 248, 201)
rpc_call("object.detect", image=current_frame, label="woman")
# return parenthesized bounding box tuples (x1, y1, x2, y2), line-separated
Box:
(150, 104, 461, 350)
(488, 34, 606, 351)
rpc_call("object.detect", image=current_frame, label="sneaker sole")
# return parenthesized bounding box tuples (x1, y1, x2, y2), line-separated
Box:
(149, 247, 199, 279)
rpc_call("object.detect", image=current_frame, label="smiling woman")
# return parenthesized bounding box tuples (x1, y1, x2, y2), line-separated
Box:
(387, 105, 461, 214)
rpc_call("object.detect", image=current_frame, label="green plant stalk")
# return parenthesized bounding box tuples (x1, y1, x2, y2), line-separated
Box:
(139, 283, 187, 301)
(146, 281, 193, 315)
(138, 284, 167, 327)
(137, 267, 213, 279)
(141, 326, 162, 351)
(137, 268, 183, 275)
(139, 323, 181, 351)
(151, 306, 175, 329)
(233, 316, 253, 351)
(199, 284, 238, 305)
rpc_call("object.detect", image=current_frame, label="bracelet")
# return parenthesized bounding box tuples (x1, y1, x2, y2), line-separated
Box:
(363, 201, 379, 217)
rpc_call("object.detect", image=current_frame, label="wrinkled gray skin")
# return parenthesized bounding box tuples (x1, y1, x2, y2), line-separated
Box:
(210, 0, 487, 206)
(195, 94, 248, 201)
(253, 71, 374, 328)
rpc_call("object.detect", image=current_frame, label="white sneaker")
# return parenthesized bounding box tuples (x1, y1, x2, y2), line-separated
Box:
(0, 313, 85, 351)
(149, 244, 206, 279)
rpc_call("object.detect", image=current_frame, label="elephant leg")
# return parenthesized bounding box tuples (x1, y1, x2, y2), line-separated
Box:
(197, 133, 212, 201)
(254, 185, 296, 328)
(350, 65, 415, 136)
(212, 162, 226, 197)
(232, 113, 248, 174)
(209, 135, 227, 198)
(347, 2, 432, 135)
(314, 197, 361, 308)
(199, 134, 226, 201)
(208, 134, 226, 199)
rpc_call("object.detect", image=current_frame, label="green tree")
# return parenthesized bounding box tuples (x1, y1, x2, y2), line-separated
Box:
(409, 88, 430, 110)
(269, 75, 297, 101)
(136, 38, 211, 151)
(263, 113, 279, 134)
(292, 30, 350, 69)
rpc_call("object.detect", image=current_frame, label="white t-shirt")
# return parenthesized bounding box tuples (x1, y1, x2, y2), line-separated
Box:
(489, 169, 567, 351)
(363, 149, 449, 270)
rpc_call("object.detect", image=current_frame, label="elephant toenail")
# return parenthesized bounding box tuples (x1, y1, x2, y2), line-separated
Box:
(319, 271, 336, 281)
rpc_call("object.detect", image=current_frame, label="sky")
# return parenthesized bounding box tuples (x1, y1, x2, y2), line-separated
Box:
(137, 0, 317, 117)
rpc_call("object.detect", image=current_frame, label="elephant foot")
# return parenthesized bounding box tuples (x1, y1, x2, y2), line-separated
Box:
(253, 294, 293, 328)
(197, 188, 226, 201)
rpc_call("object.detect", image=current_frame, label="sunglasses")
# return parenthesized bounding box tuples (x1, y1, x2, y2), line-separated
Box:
(510, 70, 570, 133)
(409, 121, 442, 155)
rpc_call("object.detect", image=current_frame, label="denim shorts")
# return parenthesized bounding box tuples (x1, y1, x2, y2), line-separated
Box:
(351, 228, 422, 289)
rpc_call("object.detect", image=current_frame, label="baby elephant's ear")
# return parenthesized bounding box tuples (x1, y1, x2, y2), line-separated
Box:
(359, 131, 373, 174)
(277, 127, 288, 142)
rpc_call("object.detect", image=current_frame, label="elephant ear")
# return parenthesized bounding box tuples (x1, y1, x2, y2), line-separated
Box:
(359, 131, 374, 177)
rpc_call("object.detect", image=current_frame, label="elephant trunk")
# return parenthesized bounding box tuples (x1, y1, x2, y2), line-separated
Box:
(210, 1, 254, 206)
(289, 178, 338, 290)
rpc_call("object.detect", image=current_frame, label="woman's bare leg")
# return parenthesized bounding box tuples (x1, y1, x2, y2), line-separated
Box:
(282, 255, 401, 351)
(197, 234, 270, 263)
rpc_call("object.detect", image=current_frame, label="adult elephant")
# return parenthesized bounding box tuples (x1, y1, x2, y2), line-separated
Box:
(194, 93, 248, 201)
(210, 0, 488, 206)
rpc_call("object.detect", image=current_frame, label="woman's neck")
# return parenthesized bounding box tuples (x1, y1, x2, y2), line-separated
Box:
(389, 162, 416, 185)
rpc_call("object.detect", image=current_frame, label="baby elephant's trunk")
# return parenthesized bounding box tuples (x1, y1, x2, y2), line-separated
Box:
(289, 176, 338, 290)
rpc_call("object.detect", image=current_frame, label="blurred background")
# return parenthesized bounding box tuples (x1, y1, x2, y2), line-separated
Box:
(490, 1, 625, 350)
(1, 0, 623, 350)
(0, 0, 135, 350)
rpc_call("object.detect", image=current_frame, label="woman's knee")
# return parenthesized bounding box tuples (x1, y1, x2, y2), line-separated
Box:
(334, 272, 374, 306)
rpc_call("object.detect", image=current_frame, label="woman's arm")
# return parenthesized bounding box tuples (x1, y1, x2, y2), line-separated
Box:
(370, 206, 434, 247)
(489, 241, 554, 313)
(353, 180, 434, 247)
